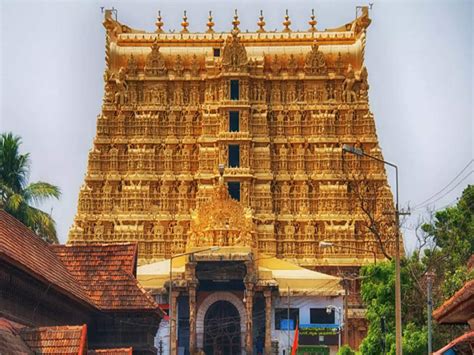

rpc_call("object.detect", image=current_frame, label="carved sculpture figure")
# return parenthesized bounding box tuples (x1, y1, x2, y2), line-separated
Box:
(343, 64, 357, 103)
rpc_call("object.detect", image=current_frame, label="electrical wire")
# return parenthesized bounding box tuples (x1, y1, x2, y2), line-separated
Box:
(411, 170, 472, 211)
(412, 159, 473, 209)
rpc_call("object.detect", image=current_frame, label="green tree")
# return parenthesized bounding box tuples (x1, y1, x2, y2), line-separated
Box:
(0, 132, 61, 243)
(337, 344, 356, 355)
(359, 185, 473, 353)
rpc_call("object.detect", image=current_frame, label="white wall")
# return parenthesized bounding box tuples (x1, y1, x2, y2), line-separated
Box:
(272, 295, 343, 355)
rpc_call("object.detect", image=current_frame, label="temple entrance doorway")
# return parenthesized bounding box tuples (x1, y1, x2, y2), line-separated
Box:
(203, 300, 241, 355)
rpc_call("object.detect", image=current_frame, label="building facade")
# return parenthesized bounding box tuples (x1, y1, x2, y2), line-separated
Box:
(68, 7, 399, 351)
(0, 210, 163, 354)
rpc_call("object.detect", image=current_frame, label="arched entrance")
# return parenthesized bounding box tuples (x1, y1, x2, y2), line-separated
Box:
(204, 300, 241, 355)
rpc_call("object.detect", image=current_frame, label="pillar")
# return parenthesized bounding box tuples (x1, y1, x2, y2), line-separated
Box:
(186, 261, 198, 354)
(245, 283, 254, 354)
(264, 290, 272, 355)
(189, 284, 197, 354)
(170, 291, 179, 355)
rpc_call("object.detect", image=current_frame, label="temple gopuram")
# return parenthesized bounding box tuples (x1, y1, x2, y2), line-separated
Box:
(69, 7, 400, 354)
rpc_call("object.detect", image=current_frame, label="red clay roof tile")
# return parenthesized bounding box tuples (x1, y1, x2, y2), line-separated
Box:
(88, 348, 133, 354)
(0, 211, 92, 307)
(19, 324, 87, 354)
(433, 279, 474, 323)
(51, 244, 159, 312)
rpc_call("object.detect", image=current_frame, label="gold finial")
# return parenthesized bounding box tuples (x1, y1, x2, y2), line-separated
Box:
(232, 9, 240, 32)
(206, 10, 215, 33)
(308, 9, 317, 32)
(181, 10, 189, 33)
(257, 10, 266, 33)
(155, 10, 164, 33)
(283, 9, 292, 32)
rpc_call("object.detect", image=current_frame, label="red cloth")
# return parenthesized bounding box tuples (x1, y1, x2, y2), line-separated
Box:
(291, 322, 299, 355)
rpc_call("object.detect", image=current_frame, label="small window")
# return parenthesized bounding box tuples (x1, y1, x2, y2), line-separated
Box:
(228, 145, 240, 167)
(228, 182, 241, 201)
(275, 308, 299, 330)
(229, 111, 240, 132)
(230, 80, 239, 100)
(213, 48, 221, 57)
(310, 308, 335, 324)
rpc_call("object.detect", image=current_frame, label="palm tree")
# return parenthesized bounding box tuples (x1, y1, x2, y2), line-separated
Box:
(0, 132, 61, 243)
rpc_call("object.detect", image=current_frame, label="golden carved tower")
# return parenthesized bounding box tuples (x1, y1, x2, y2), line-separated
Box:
(69, 8, 398, 270)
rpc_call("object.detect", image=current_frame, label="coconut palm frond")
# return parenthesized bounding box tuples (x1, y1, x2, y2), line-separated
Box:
(23, 205, 59, 244)
(0, 133, 30, 191)
(0, 132, 61, 243)
(24, 182, 61, 206)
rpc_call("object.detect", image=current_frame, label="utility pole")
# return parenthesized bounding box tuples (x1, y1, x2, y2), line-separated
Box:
(287, 286, 291, 354)
(343, 278, 349, 345)
(427, 272, 435, 354)
(342, 144, 409, 355)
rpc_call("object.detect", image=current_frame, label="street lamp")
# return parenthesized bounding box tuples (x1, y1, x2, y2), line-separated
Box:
(326, 305, 343, 349)
(342, 144, 403, 355)
(169, 246, 220, 355)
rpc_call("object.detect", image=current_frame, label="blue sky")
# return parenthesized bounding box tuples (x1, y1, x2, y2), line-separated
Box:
(1, 0, 472, 252)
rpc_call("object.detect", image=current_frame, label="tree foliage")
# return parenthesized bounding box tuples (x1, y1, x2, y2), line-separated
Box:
(359, 185, 473, 353)
(0, 132, 61, 243)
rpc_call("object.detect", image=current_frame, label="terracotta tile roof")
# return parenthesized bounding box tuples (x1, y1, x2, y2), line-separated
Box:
(433, 279, 474, 323)
(19, 324, 87, 354)
(88, 348, 133, 354)
(0, 210, 92, 307)
(433, 330, 474, 355)
(51, 244, 160, 312)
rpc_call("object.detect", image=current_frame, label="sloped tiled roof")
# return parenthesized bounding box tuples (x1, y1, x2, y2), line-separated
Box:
(433, 279, 474, 324)
(19, 324, 87, 354)
(51, 244, 159, 312)
(0, 211, 92, 307)
(88, 348, 133, 354)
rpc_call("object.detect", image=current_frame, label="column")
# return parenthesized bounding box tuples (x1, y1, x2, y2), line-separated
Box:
(264, 290, 272, 355)
(188, 283, 197, 354)
(170, 291, 179, 355)
(245, 283, 254, 354)
(186, 261, 198, 354)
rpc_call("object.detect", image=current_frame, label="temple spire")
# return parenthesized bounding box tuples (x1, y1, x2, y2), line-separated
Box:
(308, 9, 317, 32)
(181, 10, 189, 33)
(257, 10, 266, 33)
(206, 11, 215, 33)
(232, 9, 240, 33)
(283, 9, 292, 32)
(155, 10, 164, 33)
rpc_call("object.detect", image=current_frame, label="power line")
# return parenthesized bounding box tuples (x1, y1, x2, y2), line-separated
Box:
(412, 160, 473, 209)
(412, 170, 472, 211)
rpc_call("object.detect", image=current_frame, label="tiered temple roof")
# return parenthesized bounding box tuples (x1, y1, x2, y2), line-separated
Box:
(68, 7, 398, 268)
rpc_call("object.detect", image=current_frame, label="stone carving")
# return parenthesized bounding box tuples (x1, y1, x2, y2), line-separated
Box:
(71, 10, 398, 267)
(222, 31, 248, 71)
(188, 183, 254, 249)
(359, 66, 369, 101)
(111, 67, 128, 106)
(343, 64, 357, 103)
(305, 41, 327, 75)
(145, 40, 167, 76)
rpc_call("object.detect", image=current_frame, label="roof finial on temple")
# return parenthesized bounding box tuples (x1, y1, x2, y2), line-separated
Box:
(308, 9, 317, 32)
(283, 9, 292, 32)
(257, 10, 266, 33)
(206, 11, 215, 33)
(232, 9, 240, 33)
(155, 10, 164, 33)
(181, 10, 189, 34)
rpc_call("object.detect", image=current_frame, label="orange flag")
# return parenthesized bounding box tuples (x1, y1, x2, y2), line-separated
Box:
(291, 321, 299, 355)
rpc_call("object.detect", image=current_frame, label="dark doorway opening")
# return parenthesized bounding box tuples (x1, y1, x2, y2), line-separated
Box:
(204, 300, 241, 355)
